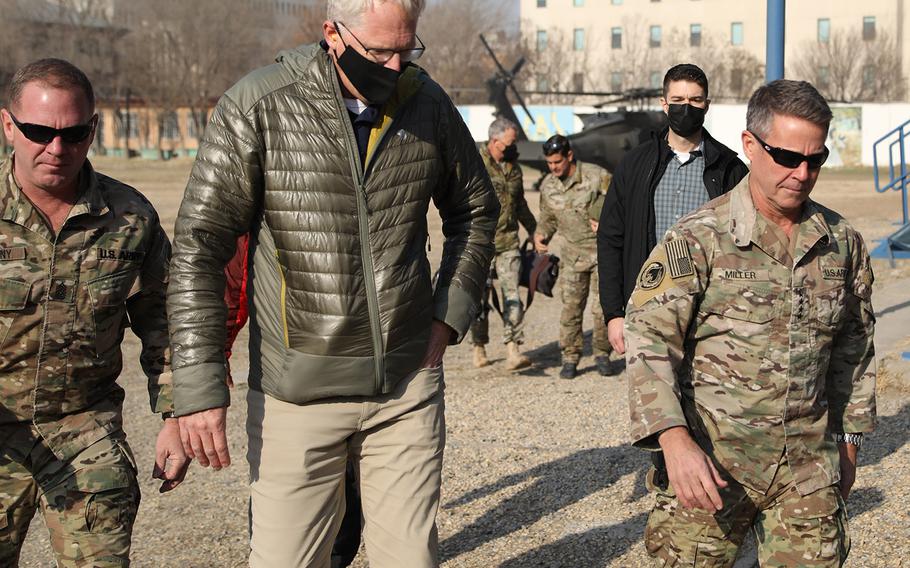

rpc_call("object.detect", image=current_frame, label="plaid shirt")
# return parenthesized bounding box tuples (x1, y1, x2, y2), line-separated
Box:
(653, 144, 708, 242)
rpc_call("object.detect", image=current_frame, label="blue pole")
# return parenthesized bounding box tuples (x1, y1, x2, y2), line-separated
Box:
(766, 0, 786, 82)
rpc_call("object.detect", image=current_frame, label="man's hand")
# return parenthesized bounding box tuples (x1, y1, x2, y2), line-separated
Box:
(419, 320, 454, 369)
(533, 232, 548, 254)
(178, 407, 230, 470)
(153, 418, 191, 493)
(658, 426, 728, 511)
(590, 220, 599, 233)
(838, 442, 858, 499)
(607, 317, 626, 354)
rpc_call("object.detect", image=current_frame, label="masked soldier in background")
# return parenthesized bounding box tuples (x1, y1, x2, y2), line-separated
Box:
(0, 58, 185, 567)
(534, 135, 613, 380)
(470, 117, 537, 370)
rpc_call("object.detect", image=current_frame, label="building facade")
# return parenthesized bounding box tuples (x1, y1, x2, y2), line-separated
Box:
(520, 0, 907, 102)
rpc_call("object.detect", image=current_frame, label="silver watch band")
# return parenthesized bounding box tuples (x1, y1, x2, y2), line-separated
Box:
(834, 432, 863, 447)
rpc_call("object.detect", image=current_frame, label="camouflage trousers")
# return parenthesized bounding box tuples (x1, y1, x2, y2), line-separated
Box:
(471, 249, 525, 345)
(645, 456, 850, 567)
(0, 425, 140, 567)
(559, 249, 610, 363)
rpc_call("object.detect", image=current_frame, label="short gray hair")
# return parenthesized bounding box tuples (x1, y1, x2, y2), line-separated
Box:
(488, 117, 518, 141)
(327, 0, 424, 26)
(746, 80, 832, 138)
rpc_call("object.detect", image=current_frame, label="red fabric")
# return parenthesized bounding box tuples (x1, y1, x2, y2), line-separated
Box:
(224, 233, 250, 361)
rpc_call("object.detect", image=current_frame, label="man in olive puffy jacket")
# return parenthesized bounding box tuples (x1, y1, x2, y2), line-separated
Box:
(166, 1, 498, 566)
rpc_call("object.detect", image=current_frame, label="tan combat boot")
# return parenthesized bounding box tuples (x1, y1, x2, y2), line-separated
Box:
(473, 345, 490, 368)
(505, 342, 531, 370)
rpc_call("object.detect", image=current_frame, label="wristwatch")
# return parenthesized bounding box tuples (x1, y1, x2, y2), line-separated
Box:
(834, 432, 863, 447)
(161, 412, 175, 420)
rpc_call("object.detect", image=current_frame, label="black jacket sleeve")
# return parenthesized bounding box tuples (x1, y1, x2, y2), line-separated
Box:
(597, 163, 628, 322)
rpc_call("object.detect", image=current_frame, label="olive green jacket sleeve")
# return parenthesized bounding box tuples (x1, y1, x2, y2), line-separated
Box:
(431, 97, 499, 343)
(128, 219, 175, 414)
(516, 169, 537, 238)
(168, 94, 263, 416)
(826, 233, 877, 434)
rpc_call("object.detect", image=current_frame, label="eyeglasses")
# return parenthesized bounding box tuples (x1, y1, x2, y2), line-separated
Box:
(8, 112, 97, 145)
(542, 137, 570, 156)
(749, 130, 829, 170)
(335, 21, 425, 64)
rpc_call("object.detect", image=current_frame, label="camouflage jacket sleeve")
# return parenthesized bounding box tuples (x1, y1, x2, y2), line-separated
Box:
(515, 172, 537, 238)
(826, 232, 876, 434)
(127, 219, 174, 414)
(625, 226, 710, 450)
(537, 179, 557, 241)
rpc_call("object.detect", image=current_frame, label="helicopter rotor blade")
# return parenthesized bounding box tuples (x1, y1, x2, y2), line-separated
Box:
(510, 56, 526, 78)
(479, 34, 509, 78)
(510, 83, 534, 123)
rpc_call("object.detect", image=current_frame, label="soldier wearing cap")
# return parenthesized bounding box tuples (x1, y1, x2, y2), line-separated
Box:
(0, 59, 185, 567)
(534, 135, 614, 379)
(625, 80, 875, 566)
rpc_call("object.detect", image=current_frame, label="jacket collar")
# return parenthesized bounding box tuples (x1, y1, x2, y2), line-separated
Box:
(729, 177, 832, 266)
(652, 126, 733, 167)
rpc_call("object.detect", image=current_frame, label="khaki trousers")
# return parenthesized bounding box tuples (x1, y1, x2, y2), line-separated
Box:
(246, 366, 446, 568)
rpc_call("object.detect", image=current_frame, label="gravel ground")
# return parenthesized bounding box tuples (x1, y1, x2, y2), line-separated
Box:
(15, 160, 910, 567)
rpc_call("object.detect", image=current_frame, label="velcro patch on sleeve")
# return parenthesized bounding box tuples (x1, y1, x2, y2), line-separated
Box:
(665, 238, 694, 279)
(630, 246, 676, 307)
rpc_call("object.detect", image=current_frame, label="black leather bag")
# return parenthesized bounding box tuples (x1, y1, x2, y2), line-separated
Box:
(517, 239, 560, 308)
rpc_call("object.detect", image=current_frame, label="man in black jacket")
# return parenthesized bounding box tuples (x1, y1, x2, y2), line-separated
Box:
(597, 63, 748, 355)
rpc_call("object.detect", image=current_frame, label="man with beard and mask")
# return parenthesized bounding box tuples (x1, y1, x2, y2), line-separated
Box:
(166, 0, 498, 565)
(534, 135, 613, 379)
(597, 63, 748, 359)
(470, 117, 536, 370)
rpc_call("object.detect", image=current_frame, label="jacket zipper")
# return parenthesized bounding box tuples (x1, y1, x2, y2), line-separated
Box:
(331, 87, 386, 394)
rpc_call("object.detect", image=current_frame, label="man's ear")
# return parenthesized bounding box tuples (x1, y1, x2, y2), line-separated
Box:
(741, 130, 756, 161)
(567, 150, 575, 163)
(659, 97, 669, 113)
(323, 21, 339, 49)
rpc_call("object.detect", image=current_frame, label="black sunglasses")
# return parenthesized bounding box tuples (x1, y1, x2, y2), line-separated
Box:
(749, 130, 829, 170)
(542, 137, 570, 156)
(8, 112, 97, 144)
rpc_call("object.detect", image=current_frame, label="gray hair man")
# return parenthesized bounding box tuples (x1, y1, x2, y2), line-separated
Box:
(167, 0, 498, 566)
(470, 116, 536, 370)
(625, 79, 875, 566)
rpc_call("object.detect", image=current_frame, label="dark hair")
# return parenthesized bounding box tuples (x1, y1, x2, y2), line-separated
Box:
(542, 134, 571, 157)
(662, 63, 708, 99)
(746, 79, 832, 138)
(6, 58, 95, 111)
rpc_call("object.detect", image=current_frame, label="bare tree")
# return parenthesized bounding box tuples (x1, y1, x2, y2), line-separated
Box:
(794, 29, 904, 102)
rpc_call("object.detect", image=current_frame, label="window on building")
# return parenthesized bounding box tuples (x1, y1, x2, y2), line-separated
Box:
(731, 69, 744, 92)
(611, 27, 622, 49)
(573, 73, 584, 91)
(863, 16, 876, 40)
(611, 71, 623, 92)
(611, 0, 622, 4)
(650, 25, 662, 48)
(537, 0, 546, 6)
(863, 64, 876, 85)
(690, 23, 702, 47)
(537, 30, 548, 51)
(160, 112, 180, 140)
(817, 18, 830, 43)
(818, 66, 830, 89)
(731, 22, 743, 45)
(536, 76, 549, 92)
(187, 110, 208, 139)
(574, 28, 585, 50)
(650, 71, 661, 88)
(115, 111, 139, 139)
(573, 0, 584, 6)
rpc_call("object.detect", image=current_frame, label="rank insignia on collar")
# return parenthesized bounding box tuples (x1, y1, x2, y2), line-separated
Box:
(665, 238, 694, 279)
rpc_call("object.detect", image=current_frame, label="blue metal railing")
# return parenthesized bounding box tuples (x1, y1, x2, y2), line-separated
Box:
(873, 118, 910, 226)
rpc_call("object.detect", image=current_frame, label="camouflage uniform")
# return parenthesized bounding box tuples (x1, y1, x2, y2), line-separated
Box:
(0, 157, 173, 567)
(538, 161, 612, 364)
(626, 179, 876, 567)
(470, 144, 536, 346)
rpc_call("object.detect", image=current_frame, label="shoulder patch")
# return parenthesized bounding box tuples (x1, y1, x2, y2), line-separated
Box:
(630, 246, 678, 307)
(638, 262, 665, 290)
(665, 238, 694, 279)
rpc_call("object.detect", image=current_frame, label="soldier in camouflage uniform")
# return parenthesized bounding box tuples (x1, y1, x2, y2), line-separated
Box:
(625, 80, 875, 567)
(534, 135, 614, 379)
(470, 118, 536, 370)
(0, 59, 186, 567)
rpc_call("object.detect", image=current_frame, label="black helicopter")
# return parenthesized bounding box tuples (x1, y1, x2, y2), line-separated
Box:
(480, 34, 667, 173)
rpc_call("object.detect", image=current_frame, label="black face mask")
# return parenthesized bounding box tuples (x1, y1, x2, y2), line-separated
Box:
(336, 40, 401, 105)
(667, 103, 706, 138)
(502, 144, 519, 162)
